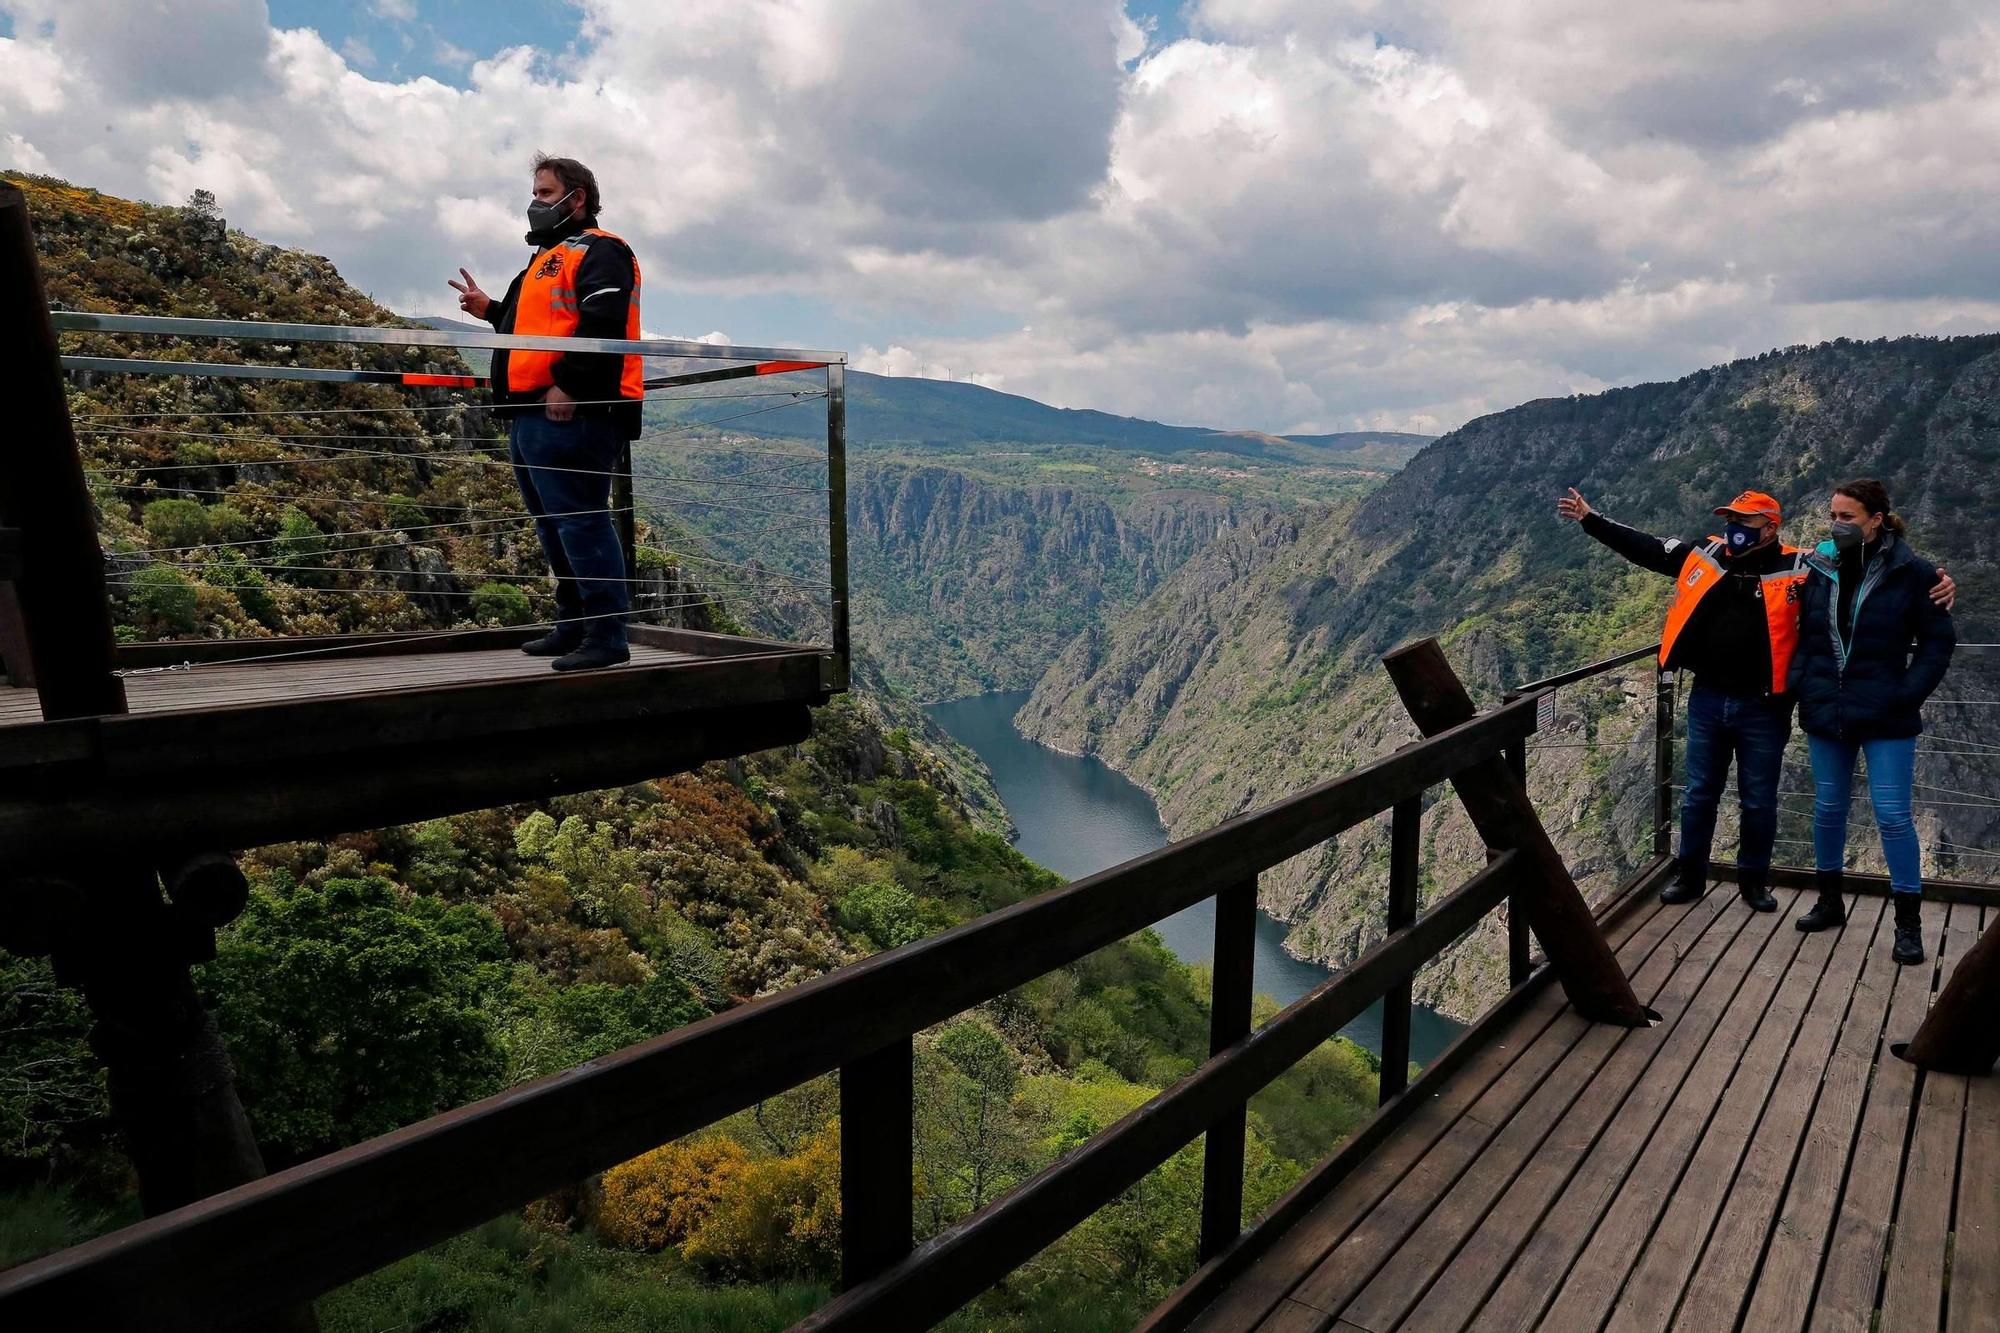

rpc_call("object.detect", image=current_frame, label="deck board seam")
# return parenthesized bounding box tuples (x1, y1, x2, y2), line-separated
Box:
(1353, 889, 1774, 1329)
(1591, 899, 1860, 1330)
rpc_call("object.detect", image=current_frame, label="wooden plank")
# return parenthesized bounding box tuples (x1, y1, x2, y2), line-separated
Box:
(1538, 894, 1853, 1331)
(1875, 901, 1983, 1333)
(1412, 885, 1806, 1332)
(1202, 879, 1260, 1260)
(0, 712, 1540, 1331)
(1179, 896, 1672, 1333)
(1668, 894, 1900, 1331)
(1948, 1000, 2000, 1333)
(1329, 887, 1759, 1330)
(1728, 896, 1897, 1333)
(1604, 887, 1882, 1333)
(0, 700, 813, 876)
(1283, 887, 1734, 1320)
(1805, 899, 1949, 1333)
(1383, 640, 1649, 1025)
(1808, 896, 1944, 1320)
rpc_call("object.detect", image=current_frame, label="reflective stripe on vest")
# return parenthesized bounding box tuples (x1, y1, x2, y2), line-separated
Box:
(505, 228, 643, 400)
(1658, 537, 1807, 694)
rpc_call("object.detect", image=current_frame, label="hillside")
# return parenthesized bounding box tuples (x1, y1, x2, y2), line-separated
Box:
(0, 174, 1386, 1329)
(1020, 334, 2000, 1016)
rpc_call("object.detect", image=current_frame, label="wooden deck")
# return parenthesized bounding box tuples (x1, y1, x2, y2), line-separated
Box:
(1184, 886, 1995, 1333)
(0, 643, 703, 727)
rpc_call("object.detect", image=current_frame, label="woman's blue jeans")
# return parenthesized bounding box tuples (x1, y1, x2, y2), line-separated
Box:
(1807, 733, 1921, 893)
(508, 411, 630, 646)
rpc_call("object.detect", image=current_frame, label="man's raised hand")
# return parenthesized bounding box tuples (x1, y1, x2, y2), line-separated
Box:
(1557, 487, 1594, 523)
(447, 267, 490, 320)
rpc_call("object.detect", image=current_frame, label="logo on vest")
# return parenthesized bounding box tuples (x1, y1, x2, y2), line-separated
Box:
(535, 253, 564, 279)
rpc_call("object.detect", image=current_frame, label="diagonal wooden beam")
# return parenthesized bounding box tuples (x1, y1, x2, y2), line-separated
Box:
(1382, 638, 1652, 1026)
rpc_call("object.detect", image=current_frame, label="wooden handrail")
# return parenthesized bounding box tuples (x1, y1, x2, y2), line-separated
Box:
(0, 691, 1546, 1330)
(800, 850, 1532, 1331)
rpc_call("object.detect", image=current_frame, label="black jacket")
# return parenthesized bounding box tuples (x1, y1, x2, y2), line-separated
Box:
(1787, 533, 1955, 740)
(484, 219, 642, 439)
(1580, 512, 1794, 698)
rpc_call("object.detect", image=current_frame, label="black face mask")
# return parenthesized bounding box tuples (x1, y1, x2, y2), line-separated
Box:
(525, 187, 580, 241)
(1722, 521, 1766, 555)
(1830, 520, 1866, 554)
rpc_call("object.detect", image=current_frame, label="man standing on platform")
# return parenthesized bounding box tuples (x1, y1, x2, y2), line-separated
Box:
(1557, 487, 1954, 911)
(449, 153, 643, 671)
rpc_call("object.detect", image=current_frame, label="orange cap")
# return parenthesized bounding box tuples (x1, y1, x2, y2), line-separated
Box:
(1713, 490, 1782, 522)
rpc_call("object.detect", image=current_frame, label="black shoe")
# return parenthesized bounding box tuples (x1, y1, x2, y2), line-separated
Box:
(551, 641, 631, 672)
(1660, 877, 1705, 905)
(1737, 881, 1778, 913)
(1892, 895, 1926, 965)
(522, 630, 582, 657)
(1800, 888, 1840, 928)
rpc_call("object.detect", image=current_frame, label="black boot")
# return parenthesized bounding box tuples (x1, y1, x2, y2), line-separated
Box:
(521, 628, 582, 657)
(1892, 893, 1926, 965)
(1796, 871, 1846, 932)
(551, 639, 632, 673)
(1660, 856, 1706, 905)
(1736, 869, 1777, 913)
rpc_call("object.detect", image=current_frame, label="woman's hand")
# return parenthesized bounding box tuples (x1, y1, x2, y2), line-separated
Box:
(1557, 487, 1594, 522)
(1931, 568, 1956, 612)
(447, 268, 491, 319)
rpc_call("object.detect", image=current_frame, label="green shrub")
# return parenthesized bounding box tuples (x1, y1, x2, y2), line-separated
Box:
(124, 564, 199, 634)
(469, 581, 533, 626)
(139, 497, 210, 550)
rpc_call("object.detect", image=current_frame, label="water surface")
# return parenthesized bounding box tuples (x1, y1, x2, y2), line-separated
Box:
(924, 690, 1463, 1067)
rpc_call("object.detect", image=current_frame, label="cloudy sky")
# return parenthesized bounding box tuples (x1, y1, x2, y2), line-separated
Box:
(4, 0, 1999, 434)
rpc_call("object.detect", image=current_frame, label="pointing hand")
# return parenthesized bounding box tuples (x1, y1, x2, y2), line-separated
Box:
(1557, 487, 1594, 522)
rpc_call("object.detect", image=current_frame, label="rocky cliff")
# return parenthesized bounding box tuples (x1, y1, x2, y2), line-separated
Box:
(1020, 335, 2000, 1016)
(849, 463, 1252, 697)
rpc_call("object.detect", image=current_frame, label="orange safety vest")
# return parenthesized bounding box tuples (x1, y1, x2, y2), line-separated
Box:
(504, 228, 644, 400)
(1658, 537, 1809, 694)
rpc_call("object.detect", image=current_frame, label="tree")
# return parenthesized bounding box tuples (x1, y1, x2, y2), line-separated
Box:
(139, 498, 211, 550)
(914, 1021, 1027, 1230)
(198, 875, 511, 1160)
(123, 564, 199, 635)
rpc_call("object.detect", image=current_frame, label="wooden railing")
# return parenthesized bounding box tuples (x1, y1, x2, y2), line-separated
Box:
(0, 668, 1598, 1330)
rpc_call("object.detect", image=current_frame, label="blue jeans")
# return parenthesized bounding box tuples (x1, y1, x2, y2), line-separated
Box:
(508, 412, 630, 647)
(1808, 734, 1922, 893)
(1680, 683, 1791, 879)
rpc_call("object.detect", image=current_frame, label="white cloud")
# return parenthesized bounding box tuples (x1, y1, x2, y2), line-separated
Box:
(1, 1, 1998, 433)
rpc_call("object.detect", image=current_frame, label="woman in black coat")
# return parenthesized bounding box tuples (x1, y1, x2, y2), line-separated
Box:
(1787, 478, 1955, 964)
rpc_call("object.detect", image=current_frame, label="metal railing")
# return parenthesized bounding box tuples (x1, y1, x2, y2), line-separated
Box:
(34, 308, 852, 691)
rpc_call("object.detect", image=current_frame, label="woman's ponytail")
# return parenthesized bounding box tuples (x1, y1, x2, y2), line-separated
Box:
(1884, 511, 1908, 537)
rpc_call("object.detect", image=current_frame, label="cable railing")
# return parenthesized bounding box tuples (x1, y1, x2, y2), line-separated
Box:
(1506, 641, 2000, 898)
(34, 310, 850, 678)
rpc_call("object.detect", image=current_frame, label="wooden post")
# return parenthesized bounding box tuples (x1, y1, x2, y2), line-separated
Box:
(840, 1035, 914, 1288)
(1899, 915, 2000, 1074)
(1654, 666, 1675, 859)
(1379, 798, 1420, 1104)
(1505, 741, 1533, 986)
(0, 184, 125, 718)
(1382, 639, 1650, 1026)
(1199, 877, 1257, 1260)
(826, 363, 850, 691)
(1, 190, 291, 1309)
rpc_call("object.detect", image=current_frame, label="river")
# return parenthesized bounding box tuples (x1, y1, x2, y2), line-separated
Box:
(924, 690, 1463, 1068)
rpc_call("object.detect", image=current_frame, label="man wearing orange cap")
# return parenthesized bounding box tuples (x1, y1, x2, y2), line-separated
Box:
(1558, 487, 1954, 910)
